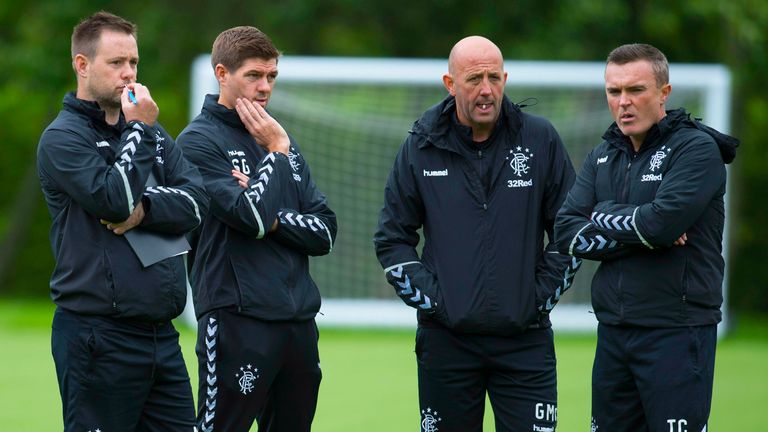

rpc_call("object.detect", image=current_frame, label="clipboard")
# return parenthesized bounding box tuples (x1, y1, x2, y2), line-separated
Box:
(124, 171, 191, 267)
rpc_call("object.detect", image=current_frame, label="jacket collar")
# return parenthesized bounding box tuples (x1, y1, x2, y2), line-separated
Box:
(602, 108, 692, 153)
(412, 95, 522, 151)
(202, 93, 252, 130)
(62, 92, 126, 130)
(602, 108, 739, 163)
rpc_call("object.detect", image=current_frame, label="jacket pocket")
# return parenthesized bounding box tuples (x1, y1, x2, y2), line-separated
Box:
(104, 244, 186, 321)
(387, 263, 449, 325)
(229, 253, 297, 317)
(410, 265, 451, 327)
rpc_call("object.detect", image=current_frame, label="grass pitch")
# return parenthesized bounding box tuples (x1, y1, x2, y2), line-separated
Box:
(0, 299, 765, 430)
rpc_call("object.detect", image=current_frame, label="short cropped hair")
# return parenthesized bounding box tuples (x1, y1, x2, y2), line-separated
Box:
(211, 26, 280, 72)
(71, 11, 137, 59)
(606, 43, 669, 88)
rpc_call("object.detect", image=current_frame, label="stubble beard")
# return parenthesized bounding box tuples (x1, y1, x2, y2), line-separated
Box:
(89, 81, 122, 111)
(97, 93, 122, 111)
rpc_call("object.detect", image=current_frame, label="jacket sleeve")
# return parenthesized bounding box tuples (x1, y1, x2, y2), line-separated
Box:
(589, 136, 725, 248)
(37, 121, 158, 222)
(373, 137, 440, 313)
(535, 126, 583, 313)
(554, 148, 634, 260)
(139, 128, 209, 234)
(271, 148, 337, 256)
(177, 130, 290, 238)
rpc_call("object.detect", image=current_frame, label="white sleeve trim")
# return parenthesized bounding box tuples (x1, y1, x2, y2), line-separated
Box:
(173, 189, 202, 224)
(114, 162, 135, 214)
(631, 207, 654, 249)
(144, 186, 201, 224)
(383, 261, 421, 273)
(244, 192, 265, 239)
(322, 221, 333, 253)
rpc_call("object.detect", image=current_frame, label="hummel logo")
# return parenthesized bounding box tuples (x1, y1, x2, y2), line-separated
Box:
(423, 169, 448, 177)
(96, 141, 110, 148)
(596, 156, 608, 165)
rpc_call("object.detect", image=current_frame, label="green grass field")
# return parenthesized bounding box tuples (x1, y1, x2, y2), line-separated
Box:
(1, 299, 766, 431)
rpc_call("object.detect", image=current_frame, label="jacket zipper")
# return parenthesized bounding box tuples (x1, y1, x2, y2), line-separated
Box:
(617, 153, 635, 322)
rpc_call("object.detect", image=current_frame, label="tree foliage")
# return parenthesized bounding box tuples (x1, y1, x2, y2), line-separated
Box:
(0, 0, 765, 312)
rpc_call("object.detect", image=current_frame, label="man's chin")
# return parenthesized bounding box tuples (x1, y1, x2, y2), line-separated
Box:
(98, 98, 122, 111)
(472, 112, 499, 125)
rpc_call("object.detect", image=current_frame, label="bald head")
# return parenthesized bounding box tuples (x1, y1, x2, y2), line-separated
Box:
(443, 36, 507, 142)
(448, 36, 504, 76)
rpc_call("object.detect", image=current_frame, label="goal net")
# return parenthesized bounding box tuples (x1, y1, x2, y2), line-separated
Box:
(188, 56, 733, 333)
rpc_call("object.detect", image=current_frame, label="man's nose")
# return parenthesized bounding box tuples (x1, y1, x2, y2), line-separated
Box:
(121, 63, 136, 81)
(479, 78, 492, 95)
(619, 91, 631, 106)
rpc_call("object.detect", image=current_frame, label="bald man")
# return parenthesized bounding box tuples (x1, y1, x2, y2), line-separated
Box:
(374, 36, 579, 431)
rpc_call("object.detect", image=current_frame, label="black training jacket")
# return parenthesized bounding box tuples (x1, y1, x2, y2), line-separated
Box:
(37, 92, 208, 322)
(374, 95, 580, 335)
(554, 108, 739, 327)
(177, 94, 337, 322)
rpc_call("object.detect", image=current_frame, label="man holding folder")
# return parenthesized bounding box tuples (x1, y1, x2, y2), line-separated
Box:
(37, 11, 208, 431)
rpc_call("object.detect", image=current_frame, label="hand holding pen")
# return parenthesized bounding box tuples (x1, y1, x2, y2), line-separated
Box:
(122, 83, 159, 126)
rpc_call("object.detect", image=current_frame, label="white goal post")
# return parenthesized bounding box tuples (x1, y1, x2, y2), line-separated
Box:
(187, 55, 732, 334)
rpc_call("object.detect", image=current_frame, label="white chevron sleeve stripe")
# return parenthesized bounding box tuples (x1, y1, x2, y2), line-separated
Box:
(569, 223, 593, 256)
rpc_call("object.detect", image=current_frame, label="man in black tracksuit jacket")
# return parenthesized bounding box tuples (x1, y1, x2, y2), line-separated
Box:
(37, 12, 207, 432)
(374, 36, 579, 431)
(177, 27, 337, 432)
(554, 44, 739, 432)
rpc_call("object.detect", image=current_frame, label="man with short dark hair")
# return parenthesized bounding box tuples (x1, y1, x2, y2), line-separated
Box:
(177, 26, 337, 432)
(374, 35, 579, 431)
(37, 11, 207, 431)
(554, 43, 739, 431)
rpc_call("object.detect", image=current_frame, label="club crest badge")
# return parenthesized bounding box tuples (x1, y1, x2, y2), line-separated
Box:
(421, 407, 442, 432)
(509, 146, 534, 177)
(235, 364, 260, 395)
(649, 145, 670, 172)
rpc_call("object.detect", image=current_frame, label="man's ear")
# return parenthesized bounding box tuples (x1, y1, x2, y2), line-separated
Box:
(442, 73, 455, 96)
(73, 54, 88, 78)
(215, 63, 228, 86)
(660, 83, 672, 104)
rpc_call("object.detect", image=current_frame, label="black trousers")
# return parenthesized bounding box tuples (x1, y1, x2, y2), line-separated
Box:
(51, 307, 195, 432)
(416, 325, 558, 432)
(591, 323, 717, 432)
(195, 309, 321, 432)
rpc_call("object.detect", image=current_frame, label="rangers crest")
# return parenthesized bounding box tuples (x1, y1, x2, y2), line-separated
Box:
(509, 146, 534, 177)
(235, 364, 260, 395)
(649, 145, 670, 172)
(421, 407, 442, 432)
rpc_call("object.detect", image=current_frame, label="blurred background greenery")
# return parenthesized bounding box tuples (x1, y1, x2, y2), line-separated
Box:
(1, 1, 767, 430)
(0, 1, 766, 313)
